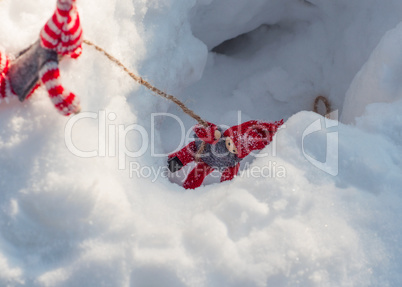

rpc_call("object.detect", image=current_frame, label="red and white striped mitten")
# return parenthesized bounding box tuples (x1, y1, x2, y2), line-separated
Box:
(0, 49, 17, 103)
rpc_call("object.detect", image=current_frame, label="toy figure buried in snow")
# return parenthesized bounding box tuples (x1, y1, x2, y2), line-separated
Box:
(0, 0, 83, 116)
(168, 120, 284, 189)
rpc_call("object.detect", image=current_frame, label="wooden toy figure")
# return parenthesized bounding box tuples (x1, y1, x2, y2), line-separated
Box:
(0, 0, 83, 116)
(168, 119, 283, 189)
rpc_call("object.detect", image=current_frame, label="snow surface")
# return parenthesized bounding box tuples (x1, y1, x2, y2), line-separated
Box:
(1, 0, 402, 286)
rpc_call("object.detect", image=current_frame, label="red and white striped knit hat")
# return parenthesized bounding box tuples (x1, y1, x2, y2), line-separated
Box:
(40, 0, 83, 58)
(0, 49, 16, 103)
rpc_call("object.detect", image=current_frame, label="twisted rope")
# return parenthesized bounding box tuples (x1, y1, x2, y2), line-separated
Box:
(83, 39, 207, 160)
(83, 40, 208, 127)
(313, 95, 331, 118)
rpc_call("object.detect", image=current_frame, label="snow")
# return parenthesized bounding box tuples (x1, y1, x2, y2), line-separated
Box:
(0, 0, 402, 286)
(342, 22, 402, 123)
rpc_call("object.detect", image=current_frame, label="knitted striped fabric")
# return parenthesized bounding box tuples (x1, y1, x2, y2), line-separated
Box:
(40, 0, 83, 58)
(0, 0, 83, 115)
(39, 0, 82, 115)
(0, 49, 16, 103)
(39, 61, 80, 116)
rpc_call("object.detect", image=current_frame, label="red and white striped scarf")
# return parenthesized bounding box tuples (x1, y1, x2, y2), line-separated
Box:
(0, 0, 83, 115)
(0, 49, 16, 103)
(38, 0, 82, 115)
(39, 61, 80, 116)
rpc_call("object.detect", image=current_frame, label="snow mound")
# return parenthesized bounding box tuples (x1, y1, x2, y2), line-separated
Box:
(342, 22, 402, 123)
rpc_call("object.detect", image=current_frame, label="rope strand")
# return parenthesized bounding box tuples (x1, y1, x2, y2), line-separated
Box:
(83, 39, 208, 161)
(83, 39, 208, 127)
(313, 95, 331, 118)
